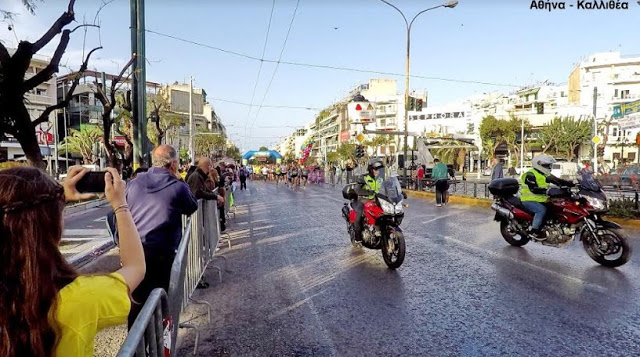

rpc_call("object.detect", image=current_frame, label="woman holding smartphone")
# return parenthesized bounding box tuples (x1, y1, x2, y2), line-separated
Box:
(0, 166, 145, 357)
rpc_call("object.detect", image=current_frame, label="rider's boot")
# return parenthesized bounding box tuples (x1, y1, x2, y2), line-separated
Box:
(529, 228, 546, 239)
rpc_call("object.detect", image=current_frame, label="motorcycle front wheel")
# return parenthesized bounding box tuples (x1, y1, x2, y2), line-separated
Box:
(582, 227, 632, 268)
(500, 220, 529, 247)
(382, 228, 406, 269)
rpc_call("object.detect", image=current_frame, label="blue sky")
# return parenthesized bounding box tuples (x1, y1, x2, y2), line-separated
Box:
(2, 0, 639, 151)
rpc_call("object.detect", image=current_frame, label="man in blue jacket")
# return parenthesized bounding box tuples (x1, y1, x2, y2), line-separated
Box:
(126, 144, 198, 328)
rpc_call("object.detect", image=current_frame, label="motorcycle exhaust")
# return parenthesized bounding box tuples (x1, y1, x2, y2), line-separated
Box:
(491, 203, 514, 219)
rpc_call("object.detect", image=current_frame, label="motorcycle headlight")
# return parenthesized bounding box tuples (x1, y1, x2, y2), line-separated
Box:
(379, 199, 395, 215)
(584, 195, 607, 211)
(394, 202, 404, 214)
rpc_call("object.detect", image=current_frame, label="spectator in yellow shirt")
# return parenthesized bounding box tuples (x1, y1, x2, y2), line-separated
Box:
(0, 166, 146, 357)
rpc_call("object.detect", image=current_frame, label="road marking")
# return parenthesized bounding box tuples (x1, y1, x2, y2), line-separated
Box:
(63, 229, 109, 237)
(94, 217, 107, 222)
(421, 212, 457, 224)
(441, 235, 608, 294)
(283, 253, 339, 356)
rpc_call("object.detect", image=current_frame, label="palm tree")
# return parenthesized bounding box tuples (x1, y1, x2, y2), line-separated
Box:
(59, 126, 103, 164)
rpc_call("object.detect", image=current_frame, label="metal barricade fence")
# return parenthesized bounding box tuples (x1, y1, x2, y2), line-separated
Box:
(119, 199, 223, 356)
(116, 288, 170, 357)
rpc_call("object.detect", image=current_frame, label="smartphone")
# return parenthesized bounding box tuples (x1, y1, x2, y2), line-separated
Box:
(76, 171, 107, 193)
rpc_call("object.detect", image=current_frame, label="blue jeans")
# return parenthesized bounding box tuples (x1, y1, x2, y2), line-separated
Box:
(522, 201, 547, 230)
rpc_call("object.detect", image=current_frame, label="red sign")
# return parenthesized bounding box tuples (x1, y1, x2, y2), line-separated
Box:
(257, 157, 267, 162)
(355, 104, 362, 111)
(340, 130, 350, 143)
(114, 136, 127, 147)
(36, 130, 53, 145)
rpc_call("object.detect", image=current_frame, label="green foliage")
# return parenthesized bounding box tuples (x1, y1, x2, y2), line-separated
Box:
(0, 161, 27, 170)
(608, 197, 640, 219)
(226, 145, 241, 161)
(259, 146, 269, 152)
(479, 115, 530, 166)
(147, 94, 184, 146)
(539, 116, 591, 160)
(337, 143, 356, 162)
(194, 130, 226, 157)
(326, 151, 340, 164)
(60, 126, 103, 164)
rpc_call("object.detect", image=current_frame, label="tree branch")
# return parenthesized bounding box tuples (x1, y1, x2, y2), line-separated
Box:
(110, 55, 136, 98)
(31, 47, 100, 128)
(0, 42, 10, 66)
(70, 23, 99, 34)
(31, 0, 76, 54)
(23, 29, 72, 92)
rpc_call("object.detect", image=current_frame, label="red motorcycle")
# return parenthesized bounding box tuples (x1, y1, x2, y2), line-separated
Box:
(341, 176, 407, 269)
(489, 174, 631, 267)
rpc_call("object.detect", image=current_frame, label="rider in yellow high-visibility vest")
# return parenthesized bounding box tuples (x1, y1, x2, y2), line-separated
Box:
(520, 154, 574, 238)
(353, 159, 384, 242)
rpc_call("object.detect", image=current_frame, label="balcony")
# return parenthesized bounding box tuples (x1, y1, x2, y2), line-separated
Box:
(25, 93, 54, 105)
(611, 95, 640, 103)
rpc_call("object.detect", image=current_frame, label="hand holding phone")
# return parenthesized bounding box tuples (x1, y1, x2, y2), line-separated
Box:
(75, 171, 109, 193)
(62, 166, 102, 201)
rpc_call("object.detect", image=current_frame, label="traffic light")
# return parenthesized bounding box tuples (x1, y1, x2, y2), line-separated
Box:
(355, 145, 365, 158)
(408, 96, 416, 111)
(597, 145, 604, 157)
(417, 98, 423, 112)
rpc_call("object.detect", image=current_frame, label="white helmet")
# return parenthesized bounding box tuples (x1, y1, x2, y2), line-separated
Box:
(532, 154, 555, 176)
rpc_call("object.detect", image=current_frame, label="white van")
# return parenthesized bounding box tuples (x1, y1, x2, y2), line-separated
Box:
(551, 162, 580, 180)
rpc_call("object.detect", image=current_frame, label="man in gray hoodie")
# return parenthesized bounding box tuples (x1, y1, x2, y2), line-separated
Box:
(491, 158, 504, 181)
(126, 144, 198, 328)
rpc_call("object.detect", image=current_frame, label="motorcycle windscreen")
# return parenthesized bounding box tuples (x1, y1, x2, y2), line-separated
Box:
(382, 176, 403, 203)
(578, 172, 602, 192)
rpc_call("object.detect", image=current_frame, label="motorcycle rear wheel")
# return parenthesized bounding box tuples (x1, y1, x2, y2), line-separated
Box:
(500, 220, 530, 247)
(582, 227, 632, 268)
(382, 229, 406, 269)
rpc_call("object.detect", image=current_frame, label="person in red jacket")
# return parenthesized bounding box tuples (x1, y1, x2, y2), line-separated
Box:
(416, 164, 425, 191)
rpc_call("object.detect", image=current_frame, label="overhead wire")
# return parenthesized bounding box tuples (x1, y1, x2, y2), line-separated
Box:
(210, 96, 321, 110)
(242, 0, 277, 150)
(247, 0, 301, 145)
(145, 28, 521, 88)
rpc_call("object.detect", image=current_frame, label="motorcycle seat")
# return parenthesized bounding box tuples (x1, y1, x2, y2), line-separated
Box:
(505, 196, 536, 215)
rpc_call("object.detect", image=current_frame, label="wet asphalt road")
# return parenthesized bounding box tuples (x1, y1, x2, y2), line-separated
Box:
(178, 180, 640, 357)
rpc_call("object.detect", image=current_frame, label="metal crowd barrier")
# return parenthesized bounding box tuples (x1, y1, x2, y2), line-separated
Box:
(116, 288, 170, 357)
(118, 199, 226, 356)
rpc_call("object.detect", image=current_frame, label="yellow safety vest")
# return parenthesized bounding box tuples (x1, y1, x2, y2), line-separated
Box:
(520, 169, 548, 203)
(364, 175, 381, 200)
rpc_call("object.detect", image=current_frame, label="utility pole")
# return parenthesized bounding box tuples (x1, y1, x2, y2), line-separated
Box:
(62, 83, 69, 172)
(189, 76, 194, 165)
(130, 0, 147, 169)
(520, 118, 524, 173)
(379, 0, 458, 180)
(593, 86, 598, 175)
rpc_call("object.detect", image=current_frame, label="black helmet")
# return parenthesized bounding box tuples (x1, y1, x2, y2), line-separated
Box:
(367, 159, 384, 176)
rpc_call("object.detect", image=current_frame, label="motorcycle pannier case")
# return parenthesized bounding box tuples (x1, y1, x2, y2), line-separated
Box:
(342, 184, 357, 200)
(488, 178, 520, 197)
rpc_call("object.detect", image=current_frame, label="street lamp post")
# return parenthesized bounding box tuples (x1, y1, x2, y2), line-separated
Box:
(380, 0, 458, 179)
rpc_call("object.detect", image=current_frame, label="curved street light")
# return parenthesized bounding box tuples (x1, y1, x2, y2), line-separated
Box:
(379, 0, 458, 179)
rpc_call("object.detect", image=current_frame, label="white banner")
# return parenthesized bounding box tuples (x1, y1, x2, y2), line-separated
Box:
(618, 113, 640, 130)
